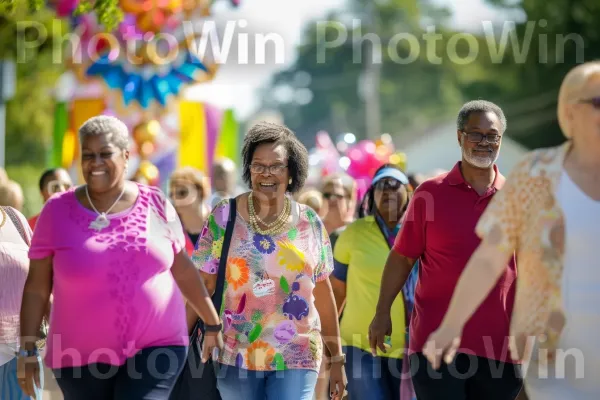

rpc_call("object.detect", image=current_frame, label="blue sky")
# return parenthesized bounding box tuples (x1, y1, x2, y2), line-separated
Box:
(184, 0, 523, 120)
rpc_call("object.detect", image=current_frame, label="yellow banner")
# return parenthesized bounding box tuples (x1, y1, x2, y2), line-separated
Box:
(179, 100, 207, 173)
(69, 98, 106, 182)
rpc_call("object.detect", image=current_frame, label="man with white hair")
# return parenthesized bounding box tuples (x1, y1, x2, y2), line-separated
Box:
(370, 100, 522, 399)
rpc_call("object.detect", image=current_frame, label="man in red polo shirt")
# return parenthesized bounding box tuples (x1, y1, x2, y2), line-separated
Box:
(369, 100, 522, 399)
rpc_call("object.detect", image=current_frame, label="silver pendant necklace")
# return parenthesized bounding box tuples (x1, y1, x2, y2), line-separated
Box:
(85, 184, 127, 232)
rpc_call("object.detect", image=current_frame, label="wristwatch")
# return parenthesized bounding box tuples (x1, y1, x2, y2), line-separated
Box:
(204, 322, 223, 333)
(329, 354, 346, 365)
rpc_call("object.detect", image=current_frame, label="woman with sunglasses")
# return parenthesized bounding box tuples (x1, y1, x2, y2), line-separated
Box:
(423, 62, 600, 399)
(319, 174, 357, 249)
(330, 164, 417, 399)
(169, 167, 211, 255)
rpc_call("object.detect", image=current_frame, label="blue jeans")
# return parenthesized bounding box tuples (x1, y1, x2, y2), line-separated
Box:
(0, 356, 44, 400)
(343, 346, 402, 400)
(216, 363, 318, 400)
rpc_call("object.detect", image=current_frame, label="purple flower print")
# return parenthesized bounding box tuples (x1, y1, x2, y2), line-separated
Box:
(253, 233, 276, 254)
(214, 203, 229, 228)
(274, 320, 297, 344)
(283, 294, 309, 321)
(203, 258, 220, 274)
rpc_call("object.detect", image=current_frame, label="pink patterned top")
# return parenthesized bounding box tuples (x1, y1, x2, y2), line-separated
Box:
(29, 183, 189, 369)
(0, 208, 32, 345)
(192, 199, 334, 372)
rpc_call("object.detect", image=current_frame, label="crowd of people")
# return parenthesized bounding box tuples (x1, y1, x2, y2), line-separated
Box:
(0, 61, 599, 400)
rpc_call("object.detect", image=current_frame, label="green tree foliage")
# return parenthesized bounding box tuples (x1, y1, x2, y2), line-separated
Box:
(262, 0, 600, 150)
(1, 0, 122, 31)
(458, 0, 600, 148)
(260, 1, 468, 147)
(1, 5, 67, 167)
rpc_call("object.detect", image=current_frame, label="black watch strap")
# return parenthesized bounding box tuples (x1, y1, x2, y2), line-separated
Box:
(204, 322, 222, 332)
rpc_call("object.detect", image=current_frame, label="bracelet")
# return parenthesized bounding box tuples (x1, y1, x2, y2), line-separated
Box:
(329, 354, 346, 365)
(204, 322, 222, 332)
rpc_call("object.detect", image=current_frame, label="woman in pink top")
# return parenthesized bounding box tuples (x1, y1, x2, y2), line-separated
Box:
(17, 116, 223, 399)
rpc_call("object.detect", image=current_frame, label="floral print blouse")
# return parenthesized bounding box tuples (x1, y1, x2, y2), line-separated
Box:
(475, 141, 571, 366)
(192, 199, 334, 372)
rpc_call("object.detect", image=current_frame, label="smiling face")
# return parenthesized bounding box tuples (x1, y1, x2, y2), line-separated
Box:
(81, 133, 129, 193)
(249, 142, 290, 200)
(458, 111, 502, 169)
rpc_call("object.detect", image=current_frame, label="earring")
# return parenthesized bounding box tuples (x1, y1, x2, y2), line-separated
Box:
(289, 178, 292, 185)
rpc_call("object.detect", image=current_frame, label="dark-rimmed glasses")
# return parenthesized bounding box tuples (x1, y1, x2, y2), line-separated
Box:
(250, 164, 288, 175)
(461, 131, 501, 144)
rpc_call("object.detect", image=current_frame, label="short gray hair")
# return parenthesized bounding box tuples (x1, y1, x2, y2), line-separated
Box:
(456, 100, 507, 134)
(79, 116, 130, 150)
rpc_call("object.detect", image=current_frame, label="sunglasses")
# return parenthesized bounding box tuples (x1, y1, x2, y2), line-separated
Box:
(374, 179, 403, 191)
(579, 97, 600, 109)
(323, 193, 345, 200)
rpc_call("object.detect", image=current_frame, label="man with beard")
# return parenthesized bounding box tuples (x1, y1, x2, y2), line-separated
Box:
(369, 100, 523, 399)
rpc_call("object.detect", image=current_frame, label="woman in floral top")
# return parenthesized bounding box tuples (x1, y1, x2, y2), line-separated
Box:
(193, 122, 347, 400)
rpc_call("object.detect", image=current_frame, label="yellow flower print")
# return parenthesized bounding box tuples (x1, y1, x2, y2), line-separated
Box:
(277, 241, 305, 273)
(226, 258, 250, 291)
(211, 237, 224, 259)
(247, 340, 276, 370)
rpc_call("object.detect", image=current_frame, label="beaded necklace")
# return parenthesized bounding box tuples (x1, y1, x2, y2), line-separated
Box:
(248, 193, 291, 235)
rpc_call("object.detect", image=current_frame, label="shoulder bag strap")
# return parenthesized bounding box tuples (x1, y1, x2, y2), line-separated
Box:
(3, 206, 31, 246)
(212, 197, 236, 315)
(196, 198, 237, 335)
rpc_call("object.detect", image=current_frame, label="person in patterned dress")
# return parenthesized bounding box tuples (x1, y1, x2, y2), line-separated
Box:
(193, 121, 347, 400)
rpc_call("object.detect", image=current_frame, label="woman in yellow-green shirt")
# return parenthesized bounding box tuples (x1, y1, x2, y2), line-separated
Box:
(331, 164, 417, 400)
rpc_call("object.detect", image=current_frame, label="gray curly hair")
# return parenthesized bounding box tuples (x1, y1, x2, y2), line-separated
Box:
(79, 116, 130, 151)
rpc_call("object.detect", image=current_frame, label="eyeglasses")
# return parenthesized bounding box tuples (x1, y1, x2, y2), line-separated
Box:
(579, 97, 600, 109)
(461, 131, 501, 144)
(323, 193, 345, 200)
(250, 164, 288, 175)
(374, 179, 403, 191)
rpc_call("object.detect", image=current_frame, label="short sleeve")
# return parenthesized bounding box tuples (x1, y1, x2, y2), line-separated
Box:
(165, 200, 186, 254)
(392, 184, 428, 259)
(476, 155, 532, 253)
(29, 196, 58, 259)
(333, 223, 352, 265)
(191, 200, 230, 274)
(313, 217, 334, 283)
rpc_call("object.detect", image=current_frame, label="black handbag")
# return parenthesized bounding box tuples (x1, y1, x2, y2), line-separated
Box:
(170, 198, 236, 400)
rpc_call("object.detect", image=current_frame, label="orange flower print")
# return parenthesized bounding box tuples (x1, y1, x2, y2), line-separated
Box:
(226, 257, 250, 290)
(246, 340, 276, 370)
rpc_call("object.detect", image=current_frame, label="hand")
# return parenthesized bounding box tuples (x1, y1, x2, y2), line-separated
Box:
(422, 323, 463, 370)
(17, 355, 41, 397)
(368, 312, 392, 356)
(201, 331, 224, 363)
(328, 361, 347, 400)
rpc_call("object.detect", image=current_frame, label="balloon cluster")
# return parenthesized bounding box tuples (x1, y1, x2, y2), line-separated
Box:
(306, 131, 408, 200)
(51, 0, 242, 111)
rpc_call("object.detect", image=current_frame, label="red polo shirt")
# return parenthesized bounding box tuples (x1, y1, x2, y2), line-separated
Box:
(393, 162, 517, 363)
